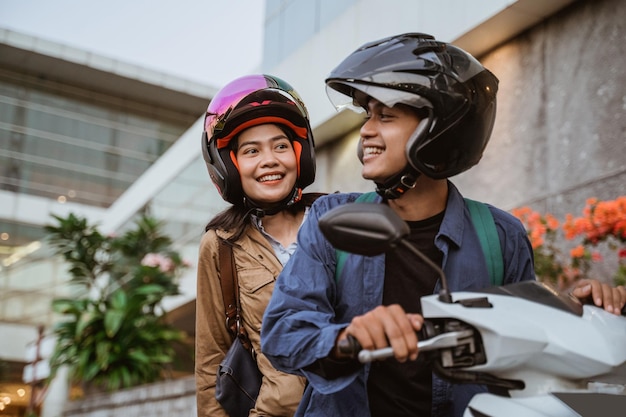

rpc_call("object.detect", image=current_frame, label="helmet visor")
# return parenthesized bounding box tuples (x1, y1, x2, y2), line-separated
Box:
(326, 81, 433, 114)
(205, 75, 309, 138)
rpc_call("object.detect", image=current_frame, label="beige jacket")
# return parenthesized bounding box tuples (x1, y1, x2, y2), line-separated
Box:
(195, 225, 305, 417)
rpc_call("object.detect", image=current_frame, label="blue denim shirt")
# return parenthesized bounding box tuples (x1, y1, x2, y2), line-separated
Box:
(261, 182, 535, 417)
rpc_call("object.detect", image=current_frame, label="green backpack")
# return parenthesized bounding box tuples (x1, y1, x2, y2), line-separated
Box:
(335, 192, 504, 286)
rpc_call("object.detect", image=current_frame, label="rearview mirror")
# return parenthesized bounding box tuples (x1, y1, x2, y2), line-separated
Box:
(318, 203, 409, 256)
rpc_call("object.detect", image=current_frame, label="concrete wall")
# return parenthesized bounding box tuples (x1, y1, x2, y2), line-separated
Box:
(63, 376, 195, 417)
(454, 0, 625, 216)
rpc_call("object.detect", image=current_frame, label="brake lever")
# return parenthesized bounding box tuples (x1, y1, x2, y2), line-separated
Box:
(357, 329, 474, 363)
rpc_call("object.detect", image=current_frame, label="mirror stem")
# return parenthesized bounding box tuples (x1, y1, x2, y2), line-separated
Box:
(399, 240, 453, 303)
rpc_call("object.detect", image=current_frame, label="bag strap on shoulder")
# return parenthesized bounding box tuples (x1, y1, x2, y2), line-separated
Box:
(218, 239, 253, 351)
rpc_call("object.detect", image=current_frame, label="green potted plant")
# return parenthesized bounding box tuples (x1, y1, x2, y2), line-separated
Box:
(44, 213, 189, 393)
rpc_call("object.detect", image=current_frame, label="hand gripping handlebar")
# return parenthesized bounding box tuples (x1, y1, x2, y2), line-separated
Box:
(338, 330, 474, 363)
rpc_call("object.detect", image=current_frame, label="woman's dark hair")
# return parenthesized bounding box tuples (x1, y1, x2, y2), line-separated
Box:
(204, 192, 325, 242)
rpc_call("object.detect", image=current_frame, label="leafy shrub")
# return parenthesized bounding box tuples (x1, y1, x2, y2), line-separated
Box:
(45, 213, 189, 392)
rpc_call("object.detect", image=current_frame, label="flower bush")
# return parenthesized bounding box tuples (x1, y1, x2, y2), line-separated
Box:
(44, 213, 190, 393)
(512, 196, 626, 289)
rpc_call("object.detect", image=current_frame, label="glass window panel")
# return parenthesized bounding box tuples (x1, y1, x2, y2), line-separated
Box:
(0, 69, 193, 208)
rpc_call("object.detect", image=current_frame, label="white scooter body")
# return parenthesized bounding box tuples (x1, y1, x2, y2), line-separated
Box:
(420, 289, 626, 416)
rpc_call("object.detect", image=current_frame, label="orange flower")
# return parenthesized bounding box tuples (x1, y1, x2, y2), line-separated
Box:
(563, 213, 578, 240)
(512, 196, 625, 288)
(545, 214, 559, 231)
(511, 206, 532, 220)
(570, 245, 585, 258)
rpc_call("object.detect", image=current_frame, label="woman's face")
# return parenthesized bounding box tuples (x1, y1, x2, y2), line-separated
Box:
(235, 123, 298, 204)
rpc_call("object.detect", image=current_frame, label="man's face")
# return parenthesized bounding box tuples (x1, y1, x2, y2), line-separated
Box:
(359, 99, 421, 182)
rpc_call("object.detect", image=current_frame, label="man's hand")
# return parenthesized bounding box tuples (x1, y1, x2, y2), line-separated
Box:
(570, 279, 626, 315)
(335, 304, 424, 362)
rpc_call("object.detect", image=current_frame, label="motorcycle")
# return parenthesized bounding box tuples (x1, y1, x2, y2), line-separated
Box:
(318, 202, 626, 417)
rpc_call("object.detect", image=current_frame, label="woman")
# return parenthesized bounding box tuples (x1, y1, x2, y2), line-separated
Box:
(195, 74, 322, 417)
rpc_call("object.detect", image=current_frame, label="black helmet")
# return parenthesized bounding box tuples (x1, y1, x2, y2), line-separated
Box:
(326, 33, 498, 186)
(202, 74, 316, 208)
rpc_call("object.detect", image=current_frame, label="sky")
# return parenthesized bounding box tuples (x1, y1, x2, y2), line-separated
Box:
(0, 0, 265, 88)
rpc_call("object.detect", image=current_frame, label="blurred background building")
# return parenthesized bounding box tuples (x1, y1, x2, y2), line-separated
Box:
(1, 0, 624, 415)
(0, 24, 223, 415)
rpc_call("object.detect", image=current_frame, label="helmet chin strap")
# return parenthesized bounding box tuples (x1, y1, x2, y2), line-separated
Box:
(374, 165, 421, 200)
(243, 187, 302, 217)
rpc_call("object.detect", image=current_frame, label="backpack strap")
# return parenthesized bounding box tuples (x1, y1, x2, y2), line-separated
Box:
(333, 193, 504, 287)
(464, 198, 504, 286)
(335, 192, 378, 281)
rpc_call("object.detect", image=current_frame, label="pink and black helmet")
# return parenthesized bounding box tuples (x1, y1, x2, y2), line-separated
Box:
(201, 74, 316, 206)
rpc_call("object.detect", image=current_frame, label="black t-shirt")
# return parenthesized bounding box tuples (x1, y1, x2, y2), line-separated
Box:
(367, 210, 444, 417)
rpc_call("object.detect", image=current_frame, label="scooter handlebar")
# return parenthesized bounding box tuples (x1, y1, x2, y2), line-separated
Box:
(337, 330, 474, 363)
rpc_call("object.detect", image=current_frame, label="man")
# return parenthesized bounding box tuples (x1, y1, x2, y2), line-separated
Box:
(261, 33, 625, 417)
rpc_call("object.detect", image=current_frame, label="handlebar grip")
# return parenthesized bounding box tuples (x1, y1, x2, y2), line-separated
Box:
(336, 321, 436, 359)
(336, 334, 362, 358)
